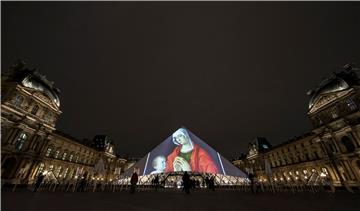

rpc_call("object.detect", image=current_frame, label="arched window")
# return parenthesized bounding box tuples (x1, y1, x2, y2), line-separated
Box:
(45, 147, 53, 157)
(15, 133, 27, 151)
(75, 155, 79, 163)
(62, 152, 68, 160)
(13, 95, 24, 107)
(341, 136, 355, 153)
(54, 150, 60, 159)
(69, 154, 74, 162)
(31, 105, 39, 115)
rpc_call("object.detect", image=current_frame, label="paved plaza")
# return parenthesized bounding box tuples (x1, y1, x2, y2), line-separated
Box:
(2, 188, 360, 211)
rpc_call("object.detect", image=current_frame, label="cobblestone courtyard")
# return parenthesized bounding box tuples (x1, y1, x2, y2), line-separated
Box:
(2, 188, 360, 211)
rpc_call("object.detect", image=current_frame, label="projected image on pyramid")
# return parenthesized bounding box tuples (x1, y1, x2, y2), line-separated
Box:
(151, 128, 219, 174)
(121, 128, 248, 186)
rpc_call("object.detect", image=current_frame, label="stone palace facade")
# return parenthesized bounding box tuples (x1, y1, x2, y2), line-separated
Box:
(1, 62, 127, 185)
(233, 64, 360, 191)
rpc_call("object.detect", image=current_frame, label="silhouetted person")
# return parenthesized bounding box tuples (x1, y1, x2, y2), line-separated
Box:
(182, 171, 191, 194)
(205, 176, 211, 190)
(130, 172, 138, 193)
(153, 175, 159, 191)
(33, 173, 45, 192)
(209, 176, 215, 191)
(248, 173, 256, 194)
(78, 177, 87, 192)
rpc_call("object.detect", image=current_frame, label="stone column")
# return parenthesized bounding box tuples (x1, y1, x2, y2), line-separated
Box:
(24, 160, 38, 183)
(2, 126, 16, 145)
(25, 134, 38, 151)
(343, 160, 357, 181)
(39, 135, 51, 156)
(349, 130, 360, 147)
(7, 128, 21, 145)
(331, 137, 342, 153)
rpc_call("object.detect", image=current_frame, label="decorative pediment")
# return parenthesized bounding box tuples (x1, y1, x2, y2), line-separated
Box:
(33, 92, 53, 105)
(20, 87, 60, 111)
(308, 89, 352, 114)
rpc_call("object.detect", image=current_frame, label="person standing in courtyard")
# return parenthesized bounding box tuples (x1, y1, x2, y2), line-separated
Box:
(182, 171, 191, 194)
(130, 171, 138, 194)
(33, 173, 45, 192)
(153, 175, 159, 191)
(248, 172, 256, 194)
(77, 175, 87, 192)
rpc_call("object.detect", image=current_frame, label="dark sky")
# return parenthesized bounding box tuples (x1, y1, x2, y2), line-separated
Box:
(2, 2, 360, 159)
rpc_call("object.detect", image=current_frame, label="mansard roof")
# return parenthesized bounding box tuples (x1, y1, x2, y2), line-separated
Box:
(308, 65, 360, 110)
(3, 61, 61, 107)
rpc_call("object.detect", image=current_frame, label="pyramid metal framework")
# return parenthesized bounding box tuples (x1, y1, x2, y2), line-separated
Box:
(119, 128, 248, 186)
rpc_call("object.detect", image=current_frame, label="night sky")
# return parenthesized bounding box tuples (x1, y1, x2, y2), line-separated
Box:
(2, 2, 360, 159)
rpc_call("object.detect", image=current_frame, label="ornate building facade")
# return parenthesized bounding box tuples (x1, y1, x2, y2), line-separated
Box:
(1, 62, 127, 185)
(233, 64, 360, 190)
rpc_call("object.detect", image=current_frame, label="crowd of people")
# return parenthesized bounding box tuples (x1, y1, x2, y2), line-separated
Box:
(24, 170, 335, 194)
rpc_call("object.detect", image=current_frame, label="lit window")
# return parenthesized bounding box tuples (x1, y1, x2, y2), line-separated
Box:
(49, 165, 54, 171)
(321, 168, 328, 175)
(69, 154, 74, 162)
(15, 133, 27, 151)
(13, 95, 24, 107)
(75, 156, 79, 163)
(346, 98, 357, 111)
(55, 166, 62, 177)
(45, 147, 52, 157)
(62, 152, 68, 160)
(54, 150, 60, 159)
(63, 168, 69, 178)
(37, 163, 45, 176)
(31, 105, 39, 115)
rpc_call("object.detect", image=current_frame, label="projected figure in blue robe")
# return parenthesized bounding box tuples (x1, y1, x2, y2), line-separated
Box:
(165, 128, 219, 174)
